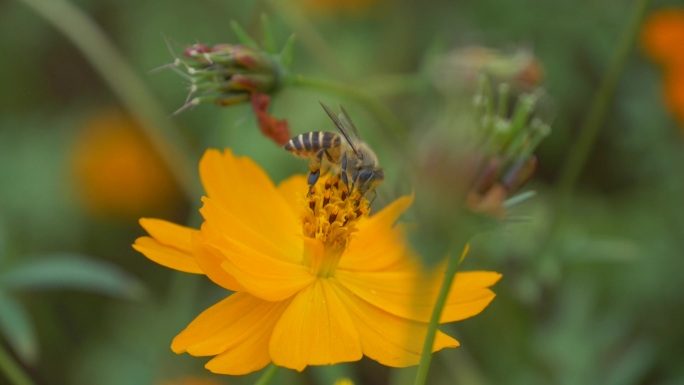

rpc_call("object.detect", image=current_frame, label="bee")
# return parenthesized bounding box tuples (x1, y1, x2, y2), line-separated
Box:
(284, 103, 384, 198)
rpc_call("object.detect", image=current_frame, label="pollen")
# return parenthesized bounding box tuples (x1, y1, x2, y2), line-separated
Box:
(302, 175, 369, 253)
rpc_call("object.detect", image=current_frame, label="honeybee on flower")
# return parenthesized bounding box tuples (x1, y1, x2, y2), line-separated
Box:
(284, 103, 384, 199)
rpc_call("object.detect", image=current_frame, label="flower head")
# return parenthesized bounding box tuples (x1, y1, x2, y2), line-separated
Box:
(134, 149, 500, 375)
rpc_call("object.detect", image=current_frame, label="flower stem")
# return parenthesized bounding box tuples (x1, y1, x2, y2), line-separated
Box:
(413, 243, 467, 385)
(290, 75, 409, 148)
(0, 344, 36, 385)
(254, 363, 279, 385)
(16, 0, 202, 201)
(556, 0, 651, 208)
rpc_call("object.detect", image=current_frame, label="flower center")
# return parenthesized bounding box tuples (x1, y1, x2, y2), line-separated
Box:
(302, 176, 369, 277)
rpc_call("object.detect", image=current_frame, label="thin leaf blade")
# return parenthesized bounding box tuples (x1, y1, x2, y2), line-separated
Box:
(0, 253, 147, 300)
(0, 290, 38, 363)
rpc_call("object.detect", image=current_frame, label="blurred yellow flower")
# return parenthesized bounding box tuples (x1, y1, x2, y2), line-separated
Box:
(134, 149, 500, 375)
(333, 379, 354, 385)
(70, 110, 181, 220)
(642, 8, 684, 128)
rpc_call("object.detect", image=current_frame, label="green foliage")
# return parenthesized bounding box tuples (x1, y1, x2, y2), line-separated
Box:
(0, 253, 147, 299)
(3, 0, 684, 384)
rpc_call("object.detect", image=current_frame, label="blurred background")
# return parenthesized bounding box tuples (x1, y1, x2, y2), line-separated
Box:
(1, 0, 683, 384)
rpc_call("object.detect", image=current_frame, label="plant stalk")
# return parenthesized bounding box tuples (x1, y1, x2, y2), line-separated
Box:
(413, 243, 467, 385)
(254, 363, 279, 385)
(0, 344, 36, 385)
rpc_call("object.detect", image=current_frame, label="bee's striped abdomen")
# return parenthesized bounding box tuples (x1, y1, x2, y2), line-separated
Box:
(284, 131, 340, 157)
(321, 132, 341, 149)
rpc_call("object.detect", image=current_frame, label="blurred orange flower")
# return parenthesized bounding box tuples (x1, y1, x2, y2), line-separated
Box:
(642, 8, 684, 65)
(298, 0, 378, 15)
(71, 110, 181, 221)
(134, 149, 501, 375)
(642, 8, 684, 128)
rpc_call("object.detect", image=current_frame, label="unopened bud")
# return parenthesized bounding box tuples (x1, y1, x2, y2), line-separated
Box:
(169, 42, 285, 112)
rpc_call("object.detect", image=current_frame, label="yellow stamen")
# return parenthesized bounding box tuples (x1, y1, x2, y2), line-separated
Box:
(301, 176, 369, 277)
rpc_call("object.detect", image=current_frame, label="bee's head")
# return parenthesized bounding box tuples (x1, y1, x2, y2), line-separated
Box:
(354, 168, 384, 195)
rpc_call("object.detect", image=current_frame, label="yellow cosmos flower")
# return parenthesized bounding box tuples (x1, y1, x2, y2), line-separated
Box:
(133, 149, 501, 375)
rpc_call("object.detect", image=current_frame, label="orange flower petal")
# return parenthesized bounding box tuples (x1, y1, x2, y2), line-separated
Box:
(443, 271, 502, 322)
(337, 268, 500, 323)
(200, 197, 302, 263)
(198, 149, 299, 248)
(331, 278, 458, 367)
(357, 195, 414, 233)
(269, 280, 362, 371)
(202, 222, 314, 301)
(191, 230, 245, 292)
(133, 218, 202, 274)
(276, 175, 308, 216)
(172, 292, 289, 375)
(341, 226, 411, 272)
(340, 196, 414, 271)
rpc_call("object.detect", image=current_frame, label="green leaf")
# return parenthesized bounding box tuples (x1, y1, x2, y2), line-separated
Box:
(0, 253, 147, 300)
(260, 14, 277, 54)
(0, 290, 38, 363)
(279, 33, 297, 69)
(230, 20, 259, 49)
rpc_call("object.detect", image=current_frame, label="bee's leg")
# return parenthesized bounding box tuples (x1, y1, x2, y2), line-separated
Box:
(307, 169, 320, 195)
(307, 148, 326, 195)
(369, 189, 378, 206)
(340, 153, 350, 188)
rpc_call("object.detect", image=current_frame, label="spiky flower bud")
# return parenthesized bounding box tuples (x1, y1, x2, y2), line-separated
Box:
(469, 80, 551, 215)
(172, 43, 286, 114)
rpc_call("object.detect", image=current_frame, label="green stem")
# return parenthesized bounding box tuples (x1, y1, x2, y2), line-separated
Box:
(0, 344, 36, 385)
(254, 363, 279, 385)
(413, 243, 466, 385)
(17, 0, 202, 201)
(556, 0, 651, 208)
(291, 75, 409, 147)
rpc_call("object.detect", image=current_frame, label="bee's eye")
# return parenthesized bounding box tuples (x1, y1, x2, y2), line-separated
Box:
(357, 170, 373, 183)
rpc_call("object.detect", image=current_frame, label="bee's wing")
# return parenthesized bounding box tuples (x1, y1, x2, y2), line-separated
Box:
(320, 102, 363, 158)
(337, 105, 361, 139)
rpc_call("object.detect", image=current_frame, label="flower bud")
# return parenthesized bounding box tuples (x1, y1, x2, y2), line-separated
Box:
(172, 43, 285, 113)
(433, 46, 544, 96)
(409, 80, 551, 262)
